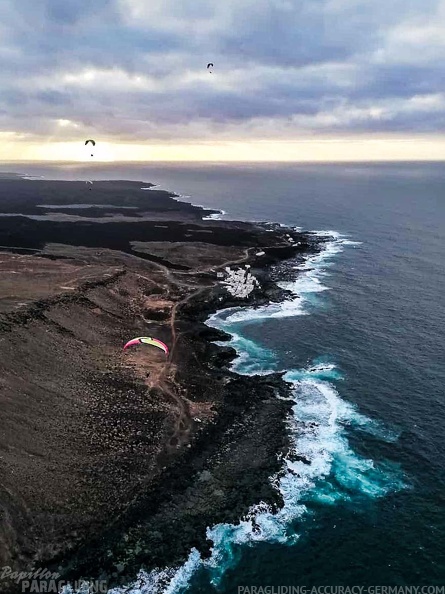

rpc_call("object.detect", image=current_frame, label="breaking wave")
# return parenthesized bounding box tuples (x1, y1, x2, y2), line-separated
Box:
(92, 231, 403, 594)
(202, 210, 226, 221)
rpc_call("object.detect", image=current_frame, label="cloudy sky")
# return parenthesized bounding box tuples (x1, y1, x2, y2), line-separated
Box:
(1, 0, 445, 161)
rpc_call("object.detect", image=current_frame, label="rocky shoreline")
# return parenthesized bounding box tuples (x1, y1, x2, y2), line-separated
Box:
(0, 177, 322, 593)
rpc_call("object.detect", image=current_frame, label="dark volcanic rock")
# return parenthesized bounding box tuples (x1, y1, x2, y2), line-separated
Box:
(207, 344, 237, 368)
(0, 176, 324, 593)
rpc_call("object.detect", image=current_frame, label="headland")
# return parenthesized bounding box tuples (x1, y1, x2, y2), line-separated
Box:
(0, 176, 322, 592)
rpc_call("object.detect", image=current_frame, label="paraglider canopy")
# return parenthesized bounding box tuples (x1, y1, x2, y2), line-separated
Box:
(123, 337, 169, 356)
(85, 139, 96, 157)
(207, 63, 214, 71)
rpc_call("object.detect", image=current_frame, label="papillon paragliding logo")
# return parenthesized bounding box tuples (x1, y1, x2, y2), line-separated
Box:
(207, 62, 214, 73)
(85, 138, 96, 157)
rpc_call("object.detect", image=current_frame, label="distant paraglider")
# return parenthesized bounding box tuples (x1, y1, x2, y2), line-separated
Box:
(85, 139, 96, 157)
(123, 337, 169, 356)
(207, 63, 214, 73)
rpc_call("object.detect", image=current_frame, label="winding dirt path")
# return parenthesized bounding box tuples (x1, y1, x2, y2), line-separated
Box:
(147, 247, 252, 452)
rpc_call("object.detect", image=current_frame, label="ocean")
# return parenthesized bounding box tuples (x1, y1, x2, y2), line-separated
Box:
(2, 161, 444, 590)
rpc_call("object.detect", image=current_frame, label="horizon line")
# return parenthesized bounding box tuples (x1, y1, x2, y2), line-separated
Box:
(1, 158, 445, 165)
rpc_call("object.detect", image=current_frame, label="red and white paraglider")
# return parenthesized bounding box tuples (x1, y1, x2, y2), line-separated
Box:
(123, 337, 169, 356)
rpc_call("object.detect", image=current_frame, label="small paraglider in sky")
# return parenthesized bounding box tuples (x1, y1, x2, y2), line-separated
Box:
(85, 139, 96, 157)
(123, 337, 169, 356)
(207, 63, 214, 73)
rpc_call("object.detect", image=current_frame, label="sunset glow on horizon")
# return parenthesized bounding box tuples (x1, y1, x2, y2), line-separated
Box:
(2, 135, 445, 163)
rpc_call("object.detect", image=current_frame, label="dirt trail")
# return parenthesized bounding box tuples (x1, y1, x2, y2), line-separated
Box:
(153, 246, 252, 451)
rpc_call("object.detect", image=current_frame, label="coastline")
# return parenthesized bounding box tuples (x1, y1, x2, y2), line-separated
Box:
(0, 176, 323, 593)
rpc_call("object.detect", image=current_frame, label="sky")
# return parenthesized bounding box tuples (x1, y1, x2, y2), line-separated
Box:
(1, 0, 445, 161)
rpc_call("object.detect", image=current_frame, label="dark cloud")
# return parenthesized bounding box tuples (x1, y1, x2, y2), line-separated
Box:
(349, 65, 445, 101)
(0, 0, 444, 141)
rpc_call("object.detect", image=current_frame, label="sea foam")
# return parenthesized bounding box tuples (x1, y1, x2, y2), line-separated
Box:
(89, 231, 401, 594)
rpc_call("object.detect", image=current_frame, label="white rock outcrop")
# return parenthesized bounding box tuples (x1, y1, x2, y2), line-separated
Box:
(220, 266, 259, 298)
